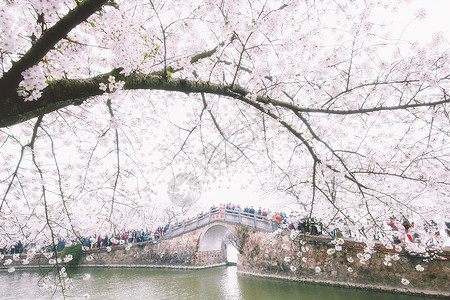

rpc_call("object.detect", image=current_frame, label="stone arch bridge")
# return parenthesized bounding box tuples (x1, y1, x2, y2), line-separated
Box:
(160, 208, 279, 265)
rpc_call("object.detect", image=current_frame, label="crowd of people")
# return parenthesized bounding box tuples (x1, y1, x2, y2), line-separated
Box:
(0, 225, 171, 255)
(1, 240, 25, 255)
(2, 204, 448, 256)
(210, 203, 288, 222)
(386, 216, 448, 247)
(79, 225, 170, 250)
(287, 218, 323, 235)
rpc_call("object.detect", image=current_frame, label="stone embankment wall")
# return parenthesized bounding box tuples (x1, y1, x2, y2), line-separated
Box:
(1, 226, 226, 270)
(79, 229, 225, 267)
(237, 228, 450, 297)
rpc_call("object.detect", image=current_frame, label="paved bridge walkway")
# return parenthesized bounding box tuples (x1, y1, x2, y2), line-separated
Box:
(162, 208, 279, 240)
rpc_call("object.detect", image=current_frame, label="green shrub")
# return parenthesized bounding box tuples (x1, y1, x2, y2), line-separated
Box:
(60, 243, 82, 266)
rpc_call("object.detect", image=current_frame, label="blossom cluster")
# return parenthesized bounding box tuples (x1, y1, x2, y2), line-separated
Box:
(17, 63, 48, 101)
(99, 76, 125, 94)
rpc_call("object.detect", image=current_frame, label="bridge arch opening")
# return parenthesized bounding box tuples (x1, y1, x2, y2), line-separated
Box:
(198, 224, 239, 264)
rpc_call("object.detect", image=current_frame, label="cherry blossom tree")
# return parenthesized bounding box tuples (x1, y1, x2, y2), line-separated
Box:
(0, 0, 449, 268)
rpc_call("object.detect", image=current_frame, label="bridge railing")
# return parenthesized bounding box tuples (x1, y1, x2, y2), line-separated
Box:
(162, 208, 281, 239)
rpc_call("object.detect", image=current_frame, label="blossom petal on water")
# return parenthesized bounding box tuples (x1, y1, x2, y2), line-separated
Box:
(63, 254, 73, 263)
(415, 264, 424, 272)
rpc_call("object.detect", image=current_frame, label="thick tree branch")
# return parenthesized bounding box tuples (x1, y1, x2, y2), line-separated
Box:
(0, 0, 109, 100)
(2, 67, 448, 128)
(0, 69, 247, 127)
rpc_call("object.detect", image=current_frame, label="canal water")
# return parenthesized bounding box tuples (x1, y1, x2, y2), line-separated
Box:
(0, 266, 437, 300)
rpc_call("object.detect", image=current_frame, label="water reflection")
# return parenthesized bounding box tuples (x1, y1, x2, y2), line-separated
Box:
(0, 267, 438, 300)
(221, 267, 243, 300)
